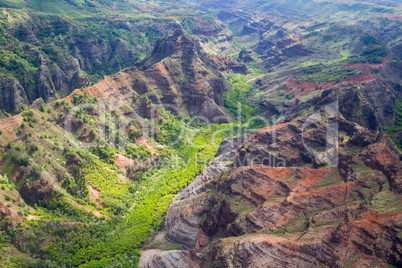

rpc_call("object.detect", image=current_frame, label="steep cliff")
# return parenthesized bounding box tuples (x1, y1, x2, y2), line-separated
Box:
(70, 29, 248, 122)
(0, 2, 239, 116)
(140, 117, 402, 267)
(0, 28, 248, 266)
(253, 60, 402, 131)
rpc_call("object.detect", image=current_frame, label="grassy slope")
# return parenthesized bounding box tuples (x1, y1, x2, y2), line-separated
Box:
(0, 0, 235, 116)
(0, 90, 244, 266)
(0, 1, 242, 266)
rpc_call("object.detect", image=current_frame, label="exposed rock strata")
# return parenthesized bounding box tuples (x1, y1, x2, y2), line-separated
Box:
(141, 117, 402, 267)
(72, 29, 248, 122)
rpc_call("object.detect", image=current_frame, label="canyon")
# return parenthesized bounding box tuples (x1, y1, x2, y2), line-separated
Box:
(0, 0, 400, 267)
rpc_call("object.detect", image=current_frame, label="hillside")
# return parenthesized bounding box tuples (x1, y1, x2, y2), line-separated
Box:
(0, 29, 246, 267)
(213, 2, 402, 148)
(141, 117, 402, 267)
(0, 0, 238, 117)
(139, 0, 402, 268)
(0, 0, 401, 267)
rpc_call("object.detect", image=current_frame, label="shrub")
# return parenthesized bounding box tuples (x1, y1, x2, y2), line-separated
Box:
(30, 165, 43, 180)
(129, 129, 142, 141)
(30, 144, 39, 153)
(22, 110, 34, 117)
(12, 154, 30, 166)
(0, 174, 8, 184)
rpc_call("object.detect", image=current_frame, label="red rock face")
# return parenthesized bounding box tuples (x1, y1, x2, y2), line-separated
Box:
(0, 29, 249, 235)
(67, 29, 247, 123)
(141, 118, 402, 267)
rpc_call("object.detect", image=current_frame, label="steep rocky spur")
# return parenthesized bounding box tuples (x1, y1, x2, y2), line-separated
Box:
(140, 116, 402, 268)
(0, 28, 247, 219)
(0, 2, 239, 116)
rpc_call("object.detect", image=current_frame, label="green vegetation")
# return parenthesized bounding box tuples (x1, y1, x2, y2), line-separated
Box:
(395, 99, 402, 127)
(383, 99, 402, 150)
(0, 0, 400, 266)
(0, 174, 9, 184)
(0, 0, 231, 116)
(0, 93, 244, 266)
(315, 169, 341, 188)
(38, 110, 236, 266)
(223, 74, 256, 122)
(299, 69, 358, 82)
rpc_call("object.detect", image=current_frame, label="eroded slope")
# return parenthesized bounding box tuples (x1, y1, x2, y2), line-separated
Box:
(141, 117, 402, 267)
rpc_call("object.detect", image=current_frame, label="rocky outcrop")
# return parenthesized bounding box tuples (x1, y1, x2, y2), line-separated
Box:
(238, 49, 255, 63)
(253, 59, 402, 133)
(0, 7, 239, 116)
(140, 117, 402, 267)
(139, 249, 200, 268)
(74, 29, 247, 122)
(19, 179, 55, 206)
(182, 18, 238, 56)
(211, 56, 250, 75)
(0, 75, 29, 114)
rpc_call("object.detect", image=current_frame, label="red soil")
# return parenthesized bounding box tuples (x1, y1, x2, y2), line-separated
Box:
(347, 73, 377, 84)
(290, 37, 302, 42)
(137, 137, 156, 155)
(13, 166, 21, 183)
(284, 71, 378, 98)
(154, 63, 170, 77)
(0, 114, 23, 146)
(87, 183, 107, 208)
(70, 200, 109, 219)
(259, 122, 292, 132)
(194, 17, 205, 24)
(115, 153, 135, 169)
(380, 14, 402, 20)
(343, 57, 389, 69)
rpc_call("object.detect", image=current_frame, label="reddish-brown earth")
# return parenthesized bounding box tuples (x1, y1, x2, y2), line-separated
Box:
(0, 29, 246, 229)
(64, 29, 247, 123)
(137, 137, 156, 155)
(140, 117, 402, 268)
(115, 153, 136, 169)
(87, 183, 107, 208)
(70, 199, 108, 219)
